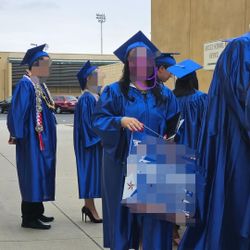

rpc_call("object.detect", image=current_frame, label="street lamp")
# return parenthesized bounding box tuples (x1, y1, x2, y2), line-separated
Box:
(96, 13, 106, 54)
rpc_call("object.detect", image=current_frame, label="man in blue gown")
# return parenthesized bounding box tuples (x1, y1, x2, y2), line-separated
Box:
(7, 44, 56, 230)
(155, 52, 178, 84)
(178, 34, 250, 250)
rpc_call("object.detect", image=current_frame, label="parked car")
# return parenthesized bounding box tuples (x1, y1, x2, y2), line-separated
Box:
(0, 96, 12, 113)
(53, 95, 78, 114)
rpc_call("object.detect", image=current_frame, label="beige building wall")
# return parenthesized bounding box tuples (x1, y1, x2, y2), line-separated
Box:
(99, 62, 124, 86)
(0, 53, 12, 99)
(151, 0, 250, 92)
(0, 51, 120, 100)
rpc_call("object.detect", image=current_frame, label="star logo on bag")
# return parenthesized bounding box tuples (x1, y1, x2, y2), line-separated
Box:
(127, 181, 135, 191)
(133, 139, 141, 146)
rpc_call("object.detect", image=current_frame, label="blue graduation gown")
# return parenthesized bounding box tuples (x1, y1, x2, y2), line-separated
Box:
(73, 91, 102, 198)
(179, 35, 250, 250)
(176, 90, 208, 150)
(7, 76, 57, 202)
(93, 82, 179, 250)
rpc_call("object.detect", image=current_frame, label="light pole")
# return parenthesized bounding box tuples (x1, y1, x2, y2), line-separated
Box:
(30, 43, 49, 51)
(96, 13, 106, 54)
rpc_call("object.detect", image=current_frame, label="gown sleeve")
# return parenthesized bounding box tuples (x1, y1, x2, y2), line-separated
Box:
(7, 79, 31, 139)
(74, 93, 101, 148)
(245, 86, 250, 139)
(177, 92, 208, 148)
(165, 88, 180, 120)
(197, 93, 208, 124)
(161, 87, 180, 138)
(92, 84, 127, 159)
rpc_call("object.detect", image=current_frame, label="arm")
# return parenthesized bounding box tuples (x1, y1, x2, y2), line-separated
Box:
(75, 94, 101, 148)
(7, 79, 31, 139)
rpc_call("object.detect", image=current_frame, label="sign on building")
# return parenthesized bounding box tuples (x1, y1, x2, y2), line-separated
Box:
(204, 40, 227, 70)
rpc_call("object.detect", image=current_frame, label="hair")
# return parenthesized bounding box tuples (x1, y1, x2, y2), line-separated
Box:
(173, 72, 199, 97)
(157, 64, 168, 70)
(118, 60, 166, 106)
(81, 78, 87, 91)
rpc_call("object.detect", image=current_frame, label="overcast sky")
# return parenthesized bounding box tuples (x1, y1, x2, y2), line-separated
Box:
(0, 0, 151, 54)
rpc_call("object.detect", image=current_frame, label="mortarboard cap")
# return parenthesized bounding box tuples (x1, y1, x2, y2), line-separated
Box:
(155, 52, 180, 68)
(21, 44, 49, 67)
(114, 31, 160, 63)
(77, 60, 97, 90)
(167, 59, 202, 78)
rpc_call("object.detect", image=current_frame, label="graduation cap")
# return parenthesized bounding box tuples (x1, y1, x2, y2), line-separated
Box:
(167, 59, 203, 79)
(21, 44, 49, 67)
(155, 52, 180, 68)
(114, 31, 160, 63)
(77, 60, 97, 90)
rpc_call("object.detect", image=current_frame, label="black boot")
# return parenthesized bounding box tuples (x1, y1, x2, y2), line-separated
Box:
(38, 214, 54, 223)
(21, 219, 51, 230)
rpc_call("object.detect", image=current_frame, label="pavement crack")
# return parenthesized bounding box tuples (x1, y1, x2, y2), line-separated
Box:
(0, 152, 16, 168)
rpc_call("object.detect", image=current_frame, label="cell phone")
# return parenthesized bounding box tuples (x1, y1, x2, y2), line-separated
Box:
(165, 112, 181, 138)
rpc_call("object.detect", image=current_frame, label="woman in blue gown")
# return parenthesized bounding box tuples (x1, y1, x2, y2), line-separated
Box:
(168, 63, 207, 245)
(173, 71, 208, 150)
(92, 31, 179, 250)
(178, 34, 250, 250)
(7, 44, 56, 230)
(74, 60, 102, 223)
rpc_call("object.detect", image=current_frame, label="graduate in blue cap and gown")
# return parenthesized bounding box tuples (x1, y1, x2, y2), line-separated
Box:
(74, 60, 102, 223)
(7, 44, 56, 230)
(168, 59, 208, 150)
(155, 52, 179, 84)
(155, 52, 183, 246)
(166, 59, 207, 245)
(178, 34, 250, 250)
(92, 31, 179, 250)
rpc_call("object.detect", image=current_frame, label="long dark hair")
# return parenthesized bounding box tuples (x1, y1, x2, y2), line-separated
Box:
(119, 60, 166, 106)
(173, 72, 199, 97)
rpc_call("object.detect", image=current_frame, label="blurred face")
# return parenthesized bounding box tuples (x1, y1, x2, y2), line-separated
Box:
(87, 70, 98, 86)
(127, 47, 155, 82)
(87, 68, 104, 93)
(31, 56, 51, 77)
(157, 65, 172, 82)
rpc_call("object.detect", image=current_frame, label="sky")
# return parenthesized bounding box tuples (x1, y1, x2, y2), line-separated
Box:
(0, 0, 151, 54)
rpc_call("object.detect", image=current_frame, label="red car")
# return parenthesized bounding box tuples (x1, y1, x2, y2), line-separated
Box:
(53, 95, 78, 114)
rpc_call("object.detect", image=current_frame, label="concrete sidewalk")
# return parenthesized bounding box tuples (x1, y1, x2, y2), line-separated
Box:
(0, 120, 103, 250)
(0, 119, 180, 250)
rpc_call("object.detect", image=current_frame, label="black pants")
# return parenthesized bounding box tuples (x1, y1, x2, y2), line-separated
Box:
(21, 201, 44, 222)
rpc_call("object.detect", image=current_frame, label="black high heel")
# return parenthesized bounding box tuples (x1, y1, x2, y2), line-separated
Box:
(81, 206, 103, 223)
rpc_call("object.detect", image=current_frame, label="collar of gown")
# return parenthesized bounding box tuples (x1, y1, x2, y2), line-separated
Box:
(130, 83, 136, 88)
(82, 89, 99, 101)
(129, 83, 148, 95)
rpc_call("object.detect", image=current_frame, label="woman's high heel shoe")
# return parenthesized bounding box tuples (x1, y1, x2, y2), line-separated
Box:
(81, 206, 103, 223)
